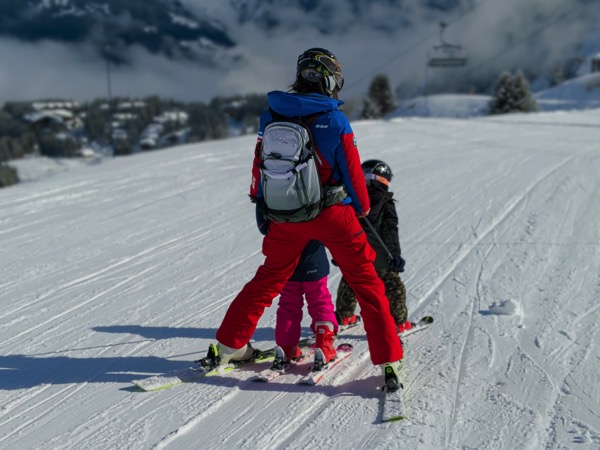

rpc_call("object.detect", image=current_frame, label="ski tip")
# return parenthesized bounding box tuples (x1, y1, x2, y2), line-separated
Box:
(298, 376, 318, 385)
(336, 343, 354, 352)
(382, 415, 405, 422)
(131, 381, 170, 392)
(131, 381, 148, 392)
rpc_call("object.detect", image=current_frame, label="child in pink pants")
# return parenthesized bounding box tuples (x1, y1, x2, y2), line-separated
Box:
(257, 208, 338, 363)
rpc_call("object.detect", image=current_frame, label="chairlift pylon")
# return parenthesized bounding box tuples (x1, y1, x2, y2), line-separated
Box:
(427, 22, 468, 68)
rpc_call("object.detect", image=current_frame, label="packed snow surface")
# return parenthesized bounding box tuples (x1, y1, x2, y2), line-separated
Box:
(1, 108, 600, 449)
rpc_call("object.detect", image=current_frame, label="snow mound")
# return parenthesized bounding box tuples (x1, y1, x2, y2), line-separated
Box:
(8, 156, 97, 183)
(486, 299, 522, 316)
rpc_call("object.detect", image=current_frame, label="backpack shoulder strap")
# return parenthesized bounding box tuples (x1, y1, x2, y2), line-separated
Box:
(268, 108, 333, 126)
(264, 108, 338, 181)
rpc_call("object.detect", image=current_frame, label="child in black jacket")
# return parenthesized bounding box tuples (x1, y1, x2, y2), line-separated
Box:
(335, 159, 411, 333)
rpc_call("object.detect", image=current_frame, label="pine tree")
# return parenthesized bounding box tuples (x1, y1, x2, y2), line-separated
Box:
(513, 70, 538, 113)
(362, 74, 397, 119)
(489, 72, 514, 115)
(489, 70, 538, 115)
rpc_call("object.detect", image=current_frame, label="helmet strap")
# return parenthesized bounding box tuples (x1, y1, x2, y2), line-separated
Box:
(324, 75, 337, 95)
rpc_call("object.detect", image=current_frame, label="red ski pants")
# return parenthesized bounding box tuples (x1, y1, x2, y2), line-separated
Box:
(215, 204, 403, 365)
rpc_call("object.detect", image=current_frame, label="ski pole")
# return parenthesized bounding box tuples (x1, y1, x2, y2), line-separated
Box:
(360, 217, 394, 262)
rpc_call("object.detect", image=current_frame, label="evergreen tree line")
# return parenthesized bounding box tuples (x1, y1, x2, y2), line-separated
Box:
(361, 70, 538, 119)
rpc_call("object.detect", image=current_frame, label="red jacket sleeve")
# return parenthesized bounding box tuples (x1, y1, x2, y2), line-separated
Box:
(249, 138, 262, 200)
(341, 132, 370, 214)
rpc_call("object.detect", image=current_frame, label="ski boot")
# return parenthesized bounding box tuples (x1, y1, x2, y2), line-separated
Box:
(313, 321, 337, 371)
(396, 321, 413, 334)
(381, 360, 403, 393)
(270, 345, 302, 371)
(335, 311, 361, 331)
(196, 342, 256, 371)
(196, 343, 220, 371)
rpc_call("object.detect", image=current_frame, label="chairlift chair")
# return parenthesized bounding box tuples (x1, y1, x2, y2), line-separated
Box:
(427, 22, 468, 68)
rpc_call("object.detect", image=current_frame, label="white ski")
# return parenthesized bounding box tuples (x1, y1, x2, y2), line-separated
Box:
(400, 315, 434, 338)
(298, 343, 354, 385)
(382, 386, 406, 422)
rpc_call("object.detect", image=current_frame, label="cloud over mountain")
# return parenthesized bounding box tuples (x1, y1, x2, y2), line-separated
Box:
(1, 0, 599, 104)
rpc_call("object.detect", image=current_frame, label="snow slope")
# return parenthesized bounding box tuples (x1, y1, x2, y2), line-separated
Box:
(391, 72, 600, 119)
(7, 156, 96, 183)
(1, 108, 600, 449)
(536, 72, 600, 112)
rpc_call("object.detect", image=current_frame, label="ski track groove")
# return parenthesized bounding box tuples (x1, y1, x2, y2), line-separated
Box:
(0, 182, 92, 210)
(0, 384, 52, 418)
(443, 155, 574, 447)
(179, 326, 371, 449)
(0, 229, 237, 441)
(0, 241, 175, 323)
(254, 328, 375, 448)
(153, 388, 243, 450)
(0, 328, 162, 441)
(0, 216, 249, 345)
(263, 361, 370, 448)
(1, 309, 219, 450)
(542, 319, 600, 448)
(0, 382, 88, 443)
(0, 266, 155, 349)
(413, 155, 574, 313)
(444, 268, 483, 448)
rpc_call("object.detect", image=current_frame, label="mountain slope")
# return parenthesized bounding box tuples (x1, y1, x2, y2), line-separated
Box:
(0, 0, 234, 64)
(1, 0, 599, 98)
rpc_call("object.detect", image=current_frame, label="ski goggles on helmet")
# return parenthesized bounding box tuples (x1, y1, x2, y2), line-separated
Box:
(297, 48, 344, 93)
(364, 173, 390, 186)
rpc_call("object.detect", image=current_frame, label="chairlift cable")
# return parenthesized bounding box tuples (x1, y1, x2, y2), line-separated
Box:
(345, 0, 595, 93)
(345, 0, 492, 91)
(466, 1, 590, 78)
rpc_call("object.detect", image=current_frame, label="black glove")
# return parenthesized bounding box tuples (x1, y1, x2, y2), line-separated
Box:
(255, 203, 270, 235)
(391, 255, 405, 272)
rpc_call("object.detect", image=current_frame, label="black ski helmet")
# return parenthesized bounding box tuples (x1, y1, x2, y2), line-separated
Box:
(296, 48, 344, 95)
(362, 159, 393, 186)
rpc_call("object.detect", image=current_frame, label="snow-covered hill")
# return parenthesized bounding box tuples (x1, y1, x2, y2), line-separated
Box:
(536, 72, 600, 112)
(1, 108, 600, 449)
(390, 71, 600, 118)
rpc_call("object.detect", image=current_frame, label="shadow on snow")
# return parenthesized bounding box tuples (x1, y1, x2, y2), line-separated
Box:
(0, 325, 318, 390)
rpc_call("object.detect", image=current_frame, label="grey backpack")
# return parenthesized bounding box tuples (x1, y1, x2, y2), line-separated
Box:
(259, 111, 323, 222)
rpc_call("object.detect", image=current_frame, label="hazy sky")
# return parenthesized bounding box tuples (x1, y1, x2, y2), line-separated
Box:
(1, 0, 599, 105)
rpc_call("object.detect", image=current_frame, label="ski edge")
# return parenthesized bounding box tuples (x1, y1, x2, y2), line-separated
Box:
(381, 386, 406, 422)
(131, 338, 318, 392)
(253, 351, 314, 382)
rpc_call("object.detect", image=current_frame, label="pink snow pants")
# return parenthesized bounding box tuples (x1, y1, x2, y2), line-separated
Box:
(275, 276, 338, 348)
(215, 204, 403, 365)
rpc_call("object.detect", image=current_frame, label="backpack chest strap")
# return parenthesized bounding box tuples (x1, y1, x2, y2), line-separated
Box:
(264, 161, 309, 179)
